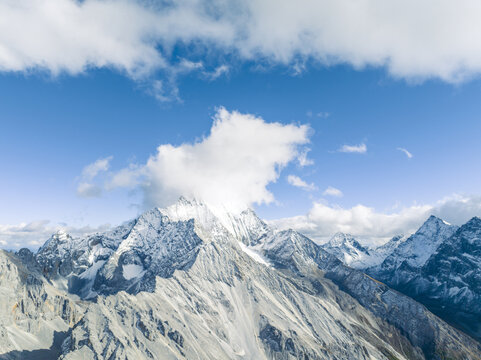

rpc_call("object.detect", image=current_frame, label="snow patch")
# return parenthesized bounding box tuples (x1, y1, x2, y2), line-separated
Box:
(123, 264, 144, 280)
(238, 242, 270, 266)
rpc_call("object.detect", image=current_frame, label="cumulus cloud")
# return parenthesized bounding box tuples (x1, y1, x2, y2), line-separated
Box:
(338, 143, 367, 154)
(0, 221, 110, 250)
(271, 194, 481, 245)
(287, 175, 316, 191)
(432, 194, 481, 225)
(397, 147, 413, 159)
(323, 186, 343, 197)
(2, 0, 481, 93)
(106, 107, 310, 211)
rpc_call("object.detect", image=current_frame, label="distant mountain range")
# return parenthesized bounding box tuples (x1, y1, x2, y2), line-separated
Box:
(321, 215, 481, 342)
(0, 198, 480, 359)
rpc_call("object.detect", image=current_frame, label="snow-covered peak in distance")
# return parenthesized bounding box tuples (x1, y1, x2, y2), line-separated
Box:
(385, 214, 458, 269)
(321, 232, 373, 269)
(367, 214, 458, 283)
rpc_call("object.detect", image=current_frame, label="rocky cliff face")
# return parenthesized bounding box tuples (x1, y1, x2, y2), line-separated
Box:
(0, 249, 84, 359)
(1, 199, 480, 359)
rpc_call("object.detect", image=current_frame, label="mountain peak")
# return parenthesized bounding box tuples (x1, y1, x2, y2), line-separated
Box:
(328, 232, 356, 246)
(416, 215, 453, 235)
(465, 216, 481, 227)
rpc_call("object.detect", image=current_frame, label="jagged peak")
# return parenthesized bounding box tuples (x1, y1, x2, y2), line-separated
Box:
(464, 216, 481, 227)
(416, 214, 453, 234)
(327, 232, 361, 247)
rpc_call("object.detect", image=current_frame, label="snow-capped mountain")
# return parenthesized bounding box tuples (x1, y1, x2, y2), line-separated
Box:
(321, 232, 408, 269)
(372, 233, 408, 263)
(321, 232, 372, 269)
(363, 215, 481, 341)
(372, 215, 457, 280)
(1, 199, 480, 359)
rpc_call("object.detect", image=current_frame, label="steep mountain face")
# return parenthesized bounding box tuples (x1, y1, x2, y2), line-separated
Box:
(368, 216, 457, 286)
(365, 215, 481, 341)
(405, 217, 481, 340)
(372, 234, 408, 263)
(421, 217, 481, 316)
(1, 200, 480, 360)
(247, 229, 481, 359)
(0, 249, 84, 359)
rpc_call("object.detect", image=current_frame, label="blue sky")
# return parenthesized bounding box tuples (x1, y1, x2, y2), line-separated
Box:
(2, 0, 481, 248)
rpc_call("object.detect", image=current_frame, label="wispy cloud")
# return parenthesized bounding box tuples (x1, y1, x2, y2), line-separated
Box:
(397, 147, 413, 159)
(81, 156, 112, 180)
(338, 143, 367, 154)
(287, 175, 317, 191)
(204, 65, 229, 80)
(77, 156, 113, 198)
(307, 111, 330, 119)
(297, 148, 314, 167)
(323, 186, 343, 197)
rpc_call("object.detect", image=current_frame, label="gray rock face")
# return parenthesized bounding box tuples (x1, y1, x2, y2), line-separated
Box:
(0, 250, 84, 358)
(251, 227, 481, 359)
(1, 199, 480, 359)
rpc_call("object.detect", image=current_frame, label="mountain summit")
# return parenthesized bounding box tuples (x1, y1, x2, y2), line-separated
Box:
(1, 200, 480, 359)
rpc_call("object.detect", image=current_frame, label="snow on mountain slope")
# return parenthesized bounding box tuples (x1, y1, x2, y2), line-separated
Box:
(369, 215, 457, 284)
(365, 215, 481, 341)
(59, 229, 481, 360)
(371, 234, 408, 264)
(410, 217, 481, 340)
(2, 200, 480, 359)
(320, 233, 408, 269)
(321, 233, 372, 269)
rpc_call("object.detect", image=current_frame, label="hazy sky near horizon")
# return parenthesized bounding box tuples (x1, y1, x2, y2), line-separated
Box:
(2, 0, 481, 248)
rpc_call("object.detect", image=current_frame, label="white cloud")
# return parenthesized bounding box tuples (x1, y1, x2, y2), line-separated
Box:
(323, 186, 343, 197)
(81, 156, 112, 180)
(77, 182, 102, 198)
(2, 0, 481, 89)
(338, 143, 367, 154)
(0, 221, 110, 250)
(297, 148, 314, 167)
(271, 194, 481, 245)
(271, 202, 432, 245)
(397, 147, 413, 158)
(204, 65, 230, 80)
(287, 175, 316, 191)
(316, 112, 330, 119)
(77, 156, 113, 198)
(106, 164, 141, 190)
(107, 107, 310, 212)
(432, 194, 481, 225)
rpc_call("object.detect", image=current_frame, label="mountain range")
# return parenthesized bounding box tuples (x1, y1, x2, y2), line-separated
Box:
(0, 198, 480, 359)
(321, 215, 481, 343)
